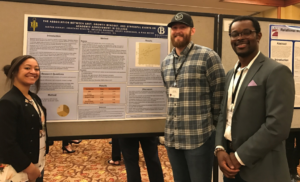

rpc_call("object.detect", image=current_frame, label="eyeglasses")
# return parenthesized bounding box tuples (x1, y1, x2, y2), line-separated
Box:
(229, 29, 256, 38)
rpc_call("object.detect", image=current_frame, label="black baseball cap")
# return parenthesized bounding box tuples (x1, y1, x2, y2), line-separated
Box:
(168, 12, 194, 27)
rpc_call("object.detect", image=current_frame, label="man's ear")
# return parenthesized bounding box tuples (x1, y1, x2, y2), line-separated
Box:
(191, 27, 196, 35)
(256, 32, 262, 43)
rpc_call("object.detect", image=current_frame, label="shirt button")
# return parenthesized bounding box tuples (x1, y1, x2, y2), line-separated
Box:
(174, 115, 176, 117)
(174, 104, 176, 106)
(32, 114, 34, 117)
(25, 104, 28, 106)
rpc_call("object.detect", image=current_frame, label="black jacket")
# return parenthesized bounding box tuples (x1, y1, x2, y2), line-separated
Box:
(0, 86, 49, 172)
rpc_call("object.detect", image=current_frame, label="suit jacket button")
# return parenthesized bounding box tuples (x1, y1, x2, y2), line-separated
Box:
(32, 114, 34, 117)
(29, 152, 32, 154)
(31, 127, 34, 130)
(30, 140, 33, 142)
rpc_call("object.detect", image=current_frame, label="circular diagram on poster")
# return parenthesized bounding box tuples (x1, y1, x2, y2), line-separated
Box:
(57, 104, 70, 117)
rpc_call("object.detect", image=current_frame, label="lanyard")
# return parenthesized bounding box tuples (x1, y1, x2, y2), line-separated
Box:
(231, 67, 244, 104)
(32, 98, 42, 118)
(27, 98, 43, 129)
(172, 44, 194, 86)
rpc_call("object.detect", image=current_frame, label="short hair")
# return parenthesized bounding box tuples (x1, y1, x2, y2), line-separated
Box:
(229, 16, 261, 34)
(2, 55, 40, 93)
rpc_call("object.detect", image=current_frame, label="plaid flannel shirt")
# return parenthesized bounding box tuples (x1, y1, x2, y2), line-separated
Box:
(161, 42, 225, 149)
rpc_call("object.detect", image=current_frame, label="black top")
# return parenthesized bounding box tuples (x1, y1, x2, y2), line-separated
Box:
(0, 86, 50, 172)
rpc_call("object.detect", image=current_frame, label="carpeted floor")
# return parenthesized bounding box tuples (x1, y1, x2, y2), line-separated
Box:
(43, 139, 174, 182)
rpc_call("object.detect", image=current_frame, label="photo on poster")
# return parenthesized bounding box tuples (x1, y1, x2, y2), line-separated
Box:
(127, 38, 168, 86)
(135, 42, 161, 67)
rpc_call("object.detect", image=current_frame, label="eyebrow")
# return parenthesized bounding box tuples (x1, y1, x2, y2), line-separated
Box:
(24, 64, 39, 67)
(231, 28, 252, 31)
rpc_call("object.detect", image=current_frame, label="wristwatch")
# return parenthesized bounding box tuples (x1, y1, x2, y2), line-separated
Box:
(214, 147, 225, 156)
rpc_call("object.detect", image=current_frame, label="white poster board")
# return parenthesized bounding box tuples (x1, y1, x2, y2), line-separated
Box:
(269, 25, 300, 108)
(24, 15, 168, 122)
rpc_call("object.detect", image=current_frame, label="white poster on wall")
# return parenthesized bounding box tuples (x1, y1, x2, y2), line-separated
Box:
(24, 15, 169, 121)
(269, 25, 300, 108)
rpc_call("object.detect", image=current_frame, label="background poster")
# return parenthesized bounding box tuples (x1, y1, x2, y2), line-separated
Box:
(269, 25, 300, 107)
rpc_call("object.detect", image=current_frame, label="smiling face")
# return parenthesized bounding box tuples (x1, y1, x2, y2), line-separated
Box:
(230, 20, 262, 58)
(171, 23, 195, 49)
(14, 58, 40, 87)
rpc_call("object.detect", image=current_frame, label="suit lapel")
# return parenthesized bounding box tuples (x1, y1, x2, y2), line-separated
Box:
(226, 70, 234, 92)
(221, 69, 234, 130)
(224, 70, 234, 107)
(233, 53, 265, 114)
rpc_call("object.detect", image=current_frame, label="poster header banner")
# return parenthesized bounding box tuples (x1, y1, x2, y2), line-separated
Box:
(28, 16, 168, 39)
(270, 25, 300, 41)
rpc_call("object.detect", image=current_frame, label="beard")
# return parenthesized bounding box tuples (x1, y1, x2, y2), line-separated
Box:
(233, 45, 256, 58)
(171, 30, 192, 49)
(235, 51, 252, 58)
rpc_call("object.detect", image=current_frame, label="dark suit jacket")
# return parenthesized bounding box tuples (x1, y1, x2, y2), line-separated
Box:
(216, 53, 295, 182)
(0, 86, 49, 172)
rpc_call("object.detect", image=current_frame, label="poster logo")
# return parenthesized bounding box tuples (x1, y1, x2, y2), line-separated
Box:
(157, 27, 165, 35)
(272, 27, 278, 37)
(31, 18, 38, 31)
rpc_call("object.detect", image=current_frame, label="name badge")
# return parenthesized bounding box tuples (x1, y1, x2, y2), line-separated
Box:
(169, 87, 179, 98)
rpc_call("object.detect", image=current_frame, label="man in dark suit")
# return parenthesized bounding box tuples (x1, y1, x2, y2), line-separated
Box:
(215, 16, 295, 182)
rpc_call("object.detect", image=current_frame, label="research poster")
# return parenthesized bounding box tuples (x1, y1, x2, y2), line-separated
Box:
(24, 15, 168, 121)
(269, 25, 300, 108)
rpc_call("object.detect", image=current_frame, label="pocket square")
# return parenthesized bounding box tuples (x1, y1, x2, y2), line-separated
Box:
(248, 80, 257, 87)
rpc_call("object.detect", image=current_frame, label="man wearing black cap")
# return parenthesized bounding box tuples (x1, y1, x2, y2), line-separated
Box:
(161, 12, 225, 181)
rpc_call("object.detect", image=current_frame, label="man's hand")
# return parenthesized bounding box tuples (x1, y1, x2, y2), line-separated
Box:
(23, 163, 41, 182)
(217, 151, 239, 178)
(229, 152, 242, 170)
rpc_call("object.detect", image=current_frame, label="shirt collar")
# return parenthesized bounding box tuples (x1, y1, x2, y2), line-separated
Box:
(173, 41, 194, 58)
(234, 51, 261, 71)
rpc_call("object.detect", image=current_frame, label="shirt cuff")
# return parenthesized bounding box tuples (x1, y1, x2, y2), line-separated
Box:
(235, 152, 245, 166)
(216, 145, 225, 150)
